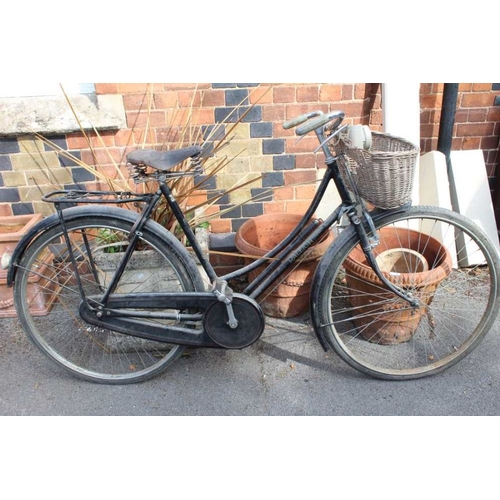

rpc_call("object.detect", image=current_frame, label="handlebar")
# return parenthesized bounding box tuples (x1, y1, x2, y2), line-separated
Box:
(295, 111, 345, 136)
(282, 111, 323, 130)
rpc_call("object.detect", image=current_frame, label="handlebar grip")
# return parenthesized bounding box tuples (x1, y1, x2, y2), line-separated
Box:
(296, 114, 331, 136)
(296, 111, 345, 136)
(282, 111, 323, 130)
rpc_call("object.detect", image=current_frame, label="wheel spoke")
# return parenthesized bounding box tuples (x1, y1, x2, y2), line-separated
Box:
(315, 207, 499, 379)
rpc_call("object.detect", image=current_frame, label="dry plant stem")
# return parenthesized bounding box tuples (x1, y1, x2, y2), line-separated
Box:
(35, 83, 275, 235)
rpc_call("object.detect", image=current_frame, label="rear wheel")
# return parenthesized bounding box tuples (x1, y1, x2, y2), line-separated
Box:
(14, 212, 202, 384)
(312, 206, 500, 380)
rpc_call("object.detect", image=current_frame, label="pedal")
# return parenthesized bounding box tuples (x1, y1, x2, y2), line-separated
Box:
(211, 278, 238, 329)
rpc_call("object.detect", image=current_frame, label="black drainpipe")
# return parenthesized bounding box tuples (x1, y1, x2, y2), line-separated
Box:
(437, 83, 459, 175)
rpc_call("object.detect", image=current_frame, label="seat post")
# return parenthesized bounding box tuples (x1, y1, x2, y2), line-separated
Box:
(158, 181, 218, 283)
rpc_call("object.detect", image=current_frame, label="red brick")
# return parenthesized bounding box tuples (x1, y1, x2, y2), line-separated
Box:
(462, 137, 481, 149)
(210, 251, 244, 267)
(262, 104, 286, 122)
(264, 201, 286, 214)
(461, 93, 495, 108)
(420, 94, 443, 109)
(210, 219, 232, 233)
(163, 83, 209, 91)
(95, 83, 118, 94)
(128, 110, 168, 128)
(420, 123, 440, 139)
(285, 135, 318, 154)
(458, 83, 472, 92)
(189, 108, 214, 126)
(420, 83, 433, 94)
(342, 84, 354, 101)
(295, 184, 316, 200)
(468, 108, 488, 122)
(114, 129, 136, 147)
(296, 85, 319, 102)
(122, 93, 149, 111)
(369, 110, 383, 128)
(277, 122, 297, 137)
(154, 92, 180, 109)
(480, 136, 499, 150)
(486, 150, 499, 165)
(274, 186, 294, 201)
(178, 91, 202, 107)
(87, 147, 125, 166)
(95, 164, 128, 183)
(284, 170, 317, 185)
(472, 83, 492, 91)
(295, 153, 319, 169)
(89, 131, 116, 148)
(117, 83, 152, 94)
(454, 109, 469, 124)
(285, 104, 329, 120)
(201, 89, 225, 107)
(456, 122, 495, 137)
(354, 83, 370, 100)
(487, 107, 500, 122)
(67, 133, 91, 149)
(273, 86, 295, 103)
(287, 200, 312, 213)
(249, 85, 273, 105)
(420, 109, 435, 124)
(186, 192, 208, 207)
(0, 205, 13, 216)
(319, 85, 342, 102)
(338, 101, 366, 119)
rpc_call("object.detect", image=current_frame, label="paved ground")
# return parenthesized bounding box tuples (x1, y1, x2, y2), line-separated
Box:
(1, 310, 499, 416)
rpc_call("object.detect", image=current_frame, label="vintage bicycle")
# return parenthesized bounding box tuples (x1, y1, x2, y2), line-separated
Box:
(5, 110, 500, 383)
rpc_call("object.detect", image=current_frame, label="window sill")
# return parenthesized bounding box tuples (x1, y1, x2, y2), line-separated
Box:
(0, 94, 126, 137)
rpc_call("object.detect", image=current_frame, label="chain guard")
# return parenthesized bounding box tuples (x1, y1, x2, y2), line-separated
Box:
(203, 294, 265, 349)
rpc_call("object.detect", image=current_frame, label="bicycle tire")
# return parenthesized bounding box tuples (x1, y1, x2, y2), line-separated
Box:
(311, 206, 500, 380)
(13, 206, 205, 384)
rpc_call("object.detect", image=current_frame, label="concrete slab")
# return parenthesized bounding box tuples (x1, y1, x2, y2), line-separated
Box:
(449, 150, 500, 265)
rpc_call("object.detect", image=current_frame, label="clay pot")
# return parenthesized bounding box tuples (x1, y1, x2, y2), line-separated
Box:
(0, 213, 49, 318)
(235, 213, 333, 318)
(344, 227, 452, 344)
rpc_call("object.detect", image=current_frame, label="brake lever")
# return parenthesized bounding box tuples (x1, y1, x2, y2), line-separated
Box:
(314, 124, 349, 153)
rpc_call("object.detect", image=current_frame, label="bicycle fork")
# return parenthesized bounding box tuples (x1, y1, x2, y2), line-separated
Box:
(347, 207, 421, 309)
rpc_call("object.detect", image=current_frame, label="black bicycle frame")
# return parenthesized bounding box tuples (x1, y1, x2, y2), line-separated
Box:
(157, 155, 356, 302)
(158, 154, 418, 307)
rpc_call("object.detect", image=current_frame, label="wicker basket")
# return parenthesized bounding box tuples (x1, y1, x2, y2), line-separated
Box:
(333, 131, 419, 209)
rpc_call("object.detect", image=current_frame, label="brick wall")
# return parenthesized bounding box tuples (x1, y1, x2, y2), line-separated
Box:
(420, 83, 500, 184)
(1, 83, 499, 230)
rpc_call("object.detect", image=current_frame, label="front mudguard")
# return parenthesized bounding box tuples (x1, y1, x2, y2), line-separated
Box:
(310, 205, 409, 351)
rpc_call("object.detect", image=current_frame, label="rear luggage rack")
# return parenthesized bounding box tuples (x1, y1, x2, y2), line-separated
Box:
(42, 190, 154, 206)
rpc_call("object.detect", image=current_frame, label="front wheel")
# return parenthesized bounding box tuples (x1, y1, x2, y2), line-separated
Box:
(312, 206, 500, 380)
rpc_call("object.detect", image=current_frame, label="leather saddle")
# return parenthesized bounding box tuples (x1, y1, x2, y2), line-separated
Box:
(126, 146, 202, 172)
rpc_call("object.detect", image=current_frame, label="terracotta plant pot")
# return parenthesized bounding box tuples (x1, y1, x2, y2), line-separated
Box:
(235, 213, 333, 318)
(0, 213, 53, 318)
(344, 227, 453, 344)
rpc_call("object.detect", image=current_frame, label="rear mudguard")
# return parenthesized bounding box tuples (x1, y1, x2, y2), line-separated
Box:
(310, 205, 409, 351)
(6, 205, 205, 293)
